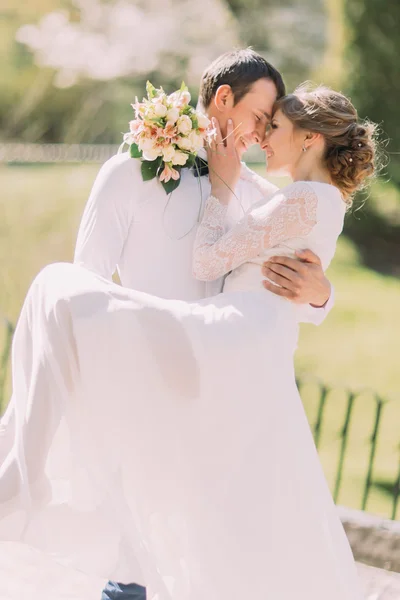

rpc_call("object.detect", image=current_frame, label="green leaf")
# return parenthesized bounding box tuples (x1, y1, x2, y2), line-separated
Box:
(191, 115, 199, 129)
(161, 168, 182, 195)
(130, 143, 142, 158)
(180, 81, 188, 93)
(141, 157, 162, 181)
(148, 117, 164, 126)
(186, 153, 196, 168)
(146, 80, 157, 99)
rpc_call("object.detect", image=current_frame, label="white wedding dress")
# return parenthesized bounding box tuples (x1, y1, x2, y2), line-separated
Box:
(0, 180, 363, 600)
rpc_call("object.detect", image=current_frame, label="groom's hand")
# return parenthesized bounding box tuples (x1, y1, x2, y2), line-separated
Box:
(262, 249, 331, 307)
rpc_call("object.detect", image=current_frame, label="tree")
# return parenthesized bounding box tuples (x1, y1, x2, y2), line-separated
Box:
(2, 0, 239, 143)
(2, 0, 329, 143)
(345, 0, 400, 186)
(224, 0, 327, 90)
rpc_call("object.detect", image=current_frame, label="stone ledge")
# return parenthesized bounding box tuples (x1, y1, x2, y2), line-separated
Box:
(339, 505, 400, 573)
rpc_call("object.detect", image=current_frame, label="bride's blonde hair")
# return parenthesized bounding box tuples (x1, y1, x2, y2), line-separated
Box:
(275, 83, 379, 205)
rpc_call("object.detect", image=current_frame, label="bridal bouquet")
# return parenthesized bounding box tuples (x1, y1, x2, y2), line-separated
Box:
(121, 81, 211, 194)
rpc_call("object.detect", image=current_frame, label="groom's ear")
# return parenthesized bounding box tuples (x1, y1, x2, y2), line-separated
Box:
(213, 85, 234, 113)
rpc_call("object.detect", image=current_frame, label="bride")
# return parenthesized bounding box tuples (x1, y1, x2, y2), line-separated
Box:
(0, 84, 376, 600)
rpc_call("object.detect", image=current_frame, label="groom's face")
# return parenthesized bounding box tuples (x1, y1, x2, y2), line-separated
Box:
(217, 78, 278, 158)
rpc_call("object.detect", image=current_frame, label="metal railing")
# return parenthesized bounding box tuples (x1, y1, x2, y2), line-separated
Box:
(297, 377, 400, 520)
(0, 142, 262, 165)
(0, 317, 398, 519)
(0, 143, 119, 164)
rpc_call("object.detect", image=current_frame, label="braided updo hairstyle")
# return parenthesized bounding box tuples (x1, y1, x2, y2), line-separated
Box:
(275, 83, 378, 205)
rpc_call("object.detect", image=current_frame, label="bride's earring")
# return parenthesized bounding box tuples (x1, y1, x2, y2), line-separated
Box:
(302, 144, 307, 153)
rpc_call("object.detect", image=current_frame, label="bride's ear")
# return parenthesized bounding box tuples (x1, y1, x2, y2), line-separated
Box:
(303, 131, 323, 151)
(214, 85, 234, 113)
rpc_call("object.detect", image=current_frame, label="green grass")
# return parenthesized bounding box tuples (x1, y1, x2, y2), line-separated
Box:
(296, 238, 400, 519)
(1, 163, 400, 518)
(297, 237, 399, 396)
(0, 163, 98, 321)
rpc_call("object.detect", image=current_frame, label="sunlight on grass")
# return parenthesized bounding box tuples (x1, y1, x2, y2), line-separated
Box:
(296, 236, 400, 396)
(0, 163, 98, 320)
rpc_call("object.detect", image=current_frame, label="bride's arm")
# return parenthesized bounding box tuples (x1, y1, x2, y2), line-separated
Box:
(74, 153, 136, 281)
(193, 182, 318, 282)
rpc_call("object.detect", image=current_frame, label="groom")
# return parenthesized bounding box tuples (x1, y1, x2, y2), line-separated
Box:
(74, 48, 333, 600)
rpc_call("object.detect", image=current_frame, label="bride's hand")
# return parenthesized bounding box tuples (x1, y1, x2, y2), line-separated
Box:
(207, 117, 241, 204)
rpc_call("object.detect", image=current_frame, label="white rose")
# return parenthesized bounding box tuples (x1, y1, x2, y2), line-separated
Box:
(188, 130, 204, 151)
(142, 146, 162, 161)
(162, 145, 176, 163)
(172, 150, 189, 166)
(166, 107, 180, 124)
(169, 90, 191, 106)
(179, 90, 191, 106)
(177, 115, 192, 135)
(154, 102, 168, 118)
(197, 112, 210, 130)
(145, 106, 156, 120)
(138, 137, 156, 152)
(176, 136, 193, 151)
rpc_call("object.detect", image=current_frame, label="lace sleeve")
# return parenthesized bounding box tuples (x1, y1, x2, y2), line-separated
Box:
(192, 182, 318, 281)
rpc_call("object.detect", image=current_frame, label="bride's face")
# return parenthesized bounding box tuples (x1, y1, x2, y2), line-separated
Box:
(262, 109, 305, 175)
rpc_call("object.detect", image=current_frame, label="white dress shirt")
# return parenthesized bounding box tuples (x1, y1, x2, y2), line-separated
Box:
(74, 151, 334, 324)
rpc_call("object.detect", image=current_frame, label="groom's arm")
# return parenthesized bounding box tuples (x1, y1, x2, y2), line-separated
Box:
(74, 153, 137, 281)
(262, 249, 334, 326)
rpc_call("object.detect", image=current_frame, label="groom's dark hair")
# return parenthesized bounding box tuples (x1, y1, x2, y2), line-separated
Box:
(199, 48, 285, 109)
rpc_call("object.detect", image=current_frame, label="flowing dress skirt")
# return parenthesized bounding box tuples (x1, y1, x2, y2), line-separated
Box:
(0, 263, 362, 600)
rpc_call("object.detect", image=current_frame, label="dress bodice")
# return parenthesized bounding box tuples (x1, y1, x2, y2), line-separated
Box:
(193, 181, 346, 302)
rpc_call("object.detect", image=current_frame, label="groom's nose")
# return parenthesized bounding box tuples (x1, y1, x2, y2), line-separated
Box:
(252, 129, 262, 144)
(259, 134, 270, 150)
(254, 119, 268, 144)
